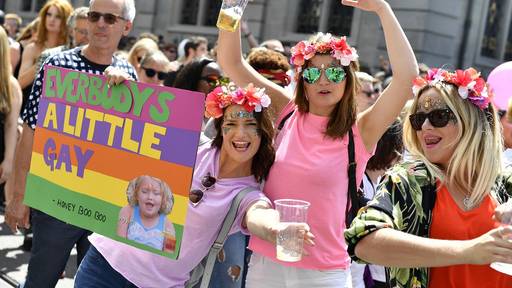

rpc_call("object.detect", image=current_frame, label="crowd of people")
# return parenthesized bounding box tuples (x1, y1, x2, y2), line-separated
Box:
(0, 0, 512, 287)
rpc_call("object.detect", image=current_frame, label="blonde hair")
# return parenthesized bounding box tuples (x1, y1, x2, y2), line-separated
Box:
(127, 38, 159, 67)
(126, 175, 174, 215)
(140, 50, 170, 69)
(36, 0, 74, 47)
(0, 27, 12, 114)
(403, 84, 502, 207)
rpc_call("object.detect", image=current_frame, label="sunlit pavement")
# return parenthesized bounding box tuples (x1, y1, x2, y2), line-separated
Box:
(0, 214, 75, 288)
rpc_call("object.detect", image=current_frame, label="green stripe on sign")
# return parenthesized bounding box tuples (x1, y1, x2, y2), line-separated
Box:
(24, 173, 183, 259)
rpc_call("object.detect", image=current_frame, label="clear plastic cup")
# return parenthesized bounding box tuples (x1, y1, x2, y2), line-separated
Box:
(491, 200, 512, 275)
(216, 0, 249, 32)
(274, 199, 310, 262)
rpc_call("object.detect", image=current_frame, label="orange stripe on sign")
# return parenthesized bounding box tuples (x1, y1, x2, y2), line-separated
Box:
(33, 127, 194, 197)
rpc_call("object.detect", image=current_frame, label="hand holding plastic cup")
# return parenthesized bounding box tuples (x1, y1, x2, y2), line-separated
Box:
(216, 0, 249, 32)
(491, 199, 512, 275)
(274, 199, 310, 262)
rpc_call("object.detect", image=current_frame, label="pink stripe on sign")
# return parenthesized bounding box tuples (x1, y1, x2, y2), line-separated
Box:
(42, 66, 205, 132)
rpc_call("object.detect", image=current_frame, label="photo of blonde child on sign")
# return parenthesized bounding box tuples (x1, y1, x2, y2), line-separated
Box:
(117, 175, 176, 253)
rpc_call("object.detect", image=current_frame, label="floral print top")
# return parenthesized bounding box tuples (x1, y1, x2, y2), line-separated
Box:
(344, 160, 512, 288)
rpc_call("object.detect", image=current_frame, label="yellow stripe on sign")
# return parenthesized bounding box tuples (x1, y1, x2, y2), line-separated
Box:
(29, 152, 188, 225)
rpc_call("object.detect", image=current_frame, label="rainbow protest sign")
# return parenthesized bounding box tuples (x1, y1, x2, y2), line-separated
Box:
(24, 66, 204, 259)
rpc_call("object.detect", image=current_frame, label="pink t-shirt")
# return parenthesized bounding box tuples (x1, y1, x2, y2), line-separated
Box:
(249, 107, 372, 270)
(90, 144, 269, 288)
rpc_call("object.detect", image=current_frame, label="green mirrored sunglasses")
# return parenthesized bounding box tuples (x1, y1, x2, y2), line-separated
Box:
(302, 66, 346, 84)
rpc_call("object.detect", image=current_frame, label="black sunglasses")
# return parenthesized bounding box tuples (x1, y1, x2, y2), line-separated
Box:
(362, 87, 381, 98)
(87, 11, 126, 25)
(141, 67, 168, 81)
(409, 108, 456, 131)
(200, 75, 230, 87)
(189, 173, 216, 206)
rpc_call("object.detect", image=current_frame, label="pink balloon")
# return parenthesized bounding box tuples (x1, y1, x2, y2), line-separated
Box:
(488, 61, 512, 110)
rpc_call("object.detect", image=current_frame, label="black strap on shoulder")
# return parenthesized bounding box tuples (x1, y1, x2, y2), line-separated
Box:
(345, 128, 358, 227)
(277, 110, 294, 130)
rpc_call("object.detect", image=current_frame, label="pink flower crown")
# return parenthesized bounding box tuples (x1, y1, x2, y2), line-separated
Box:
(205, 83, 271, 118)
(412, 68, 493, 110)
(290, 33, 359, 74)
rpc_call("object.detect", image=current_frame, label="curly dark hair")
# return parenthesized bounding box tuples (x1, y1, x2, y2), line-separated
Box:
(366, 119, 403, 171)
(211, 108, 275, 182)
(173, 58, 214, 91)
(246, 47, 291, 71)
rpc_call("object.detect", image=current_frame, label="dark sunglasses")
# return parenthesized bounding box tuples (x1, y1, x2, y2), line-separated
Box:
(189, 173, 216, 206)
(302, 66, 346, 84)
(87, 11, 126, 25)
(141, 67, 168, 81)
(409, 108, 456, 131)
(200, 75, 230, 87)
(362, 87, 381, 98)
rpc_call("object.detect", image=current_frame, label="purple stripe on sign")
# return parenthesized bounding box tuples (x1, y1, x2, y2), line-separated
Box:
(42, 66, 205, 132)
(36, 99, 200, 167)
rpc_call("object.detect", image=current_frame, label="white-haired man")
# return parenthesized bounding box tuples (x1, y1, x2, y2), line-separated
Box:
(5, 0, 137, 286)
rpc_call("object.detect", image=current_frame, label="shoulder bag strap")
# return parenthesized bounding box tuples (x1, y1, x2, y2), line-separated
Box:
(345, 128, 358, 227)
(199, 186, 258, 288)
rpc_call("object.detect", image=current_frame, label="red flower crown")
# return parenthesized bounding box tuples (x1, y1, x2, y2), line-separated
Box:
(205, 83, 271, 118)
(290, 33, 358, 75)
(412, 68, 493, 110)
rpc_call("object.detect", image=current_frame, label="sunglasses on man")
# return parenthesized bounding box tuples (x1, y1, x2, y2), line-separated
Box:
(141, 67, 168, 81)
(87, 11, 126, 25)
(409, 108, 456, 131)
(302, 66, 346, 84)
(189, 173, 216, 206)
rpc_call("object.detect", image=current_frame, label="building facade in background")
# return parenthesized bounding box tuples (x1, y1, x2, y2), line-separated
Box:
(1, 0, 511, 75)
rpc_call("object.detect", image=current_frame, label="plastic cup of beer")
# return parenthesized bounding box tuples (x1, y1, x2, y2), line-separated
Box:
(274, 199, 310, 262)
(216, 0, 249, 32)
(491, 200, 512, 275)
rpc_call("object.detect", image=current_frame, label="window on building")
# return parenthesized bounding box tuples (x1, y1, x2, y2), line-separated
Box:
(181, 0, 200, 25)
(481, 0, 505, 58)
(21, 0, 32, 12)
(296, 0, 353, 36)
(505, 19, 512, 60)
(327, 0, 354, 36)
(35, 0, 46, 11)
(204, 0, 222, 26)
(296, 0, 323, 34)
(0, 0, 5, 11)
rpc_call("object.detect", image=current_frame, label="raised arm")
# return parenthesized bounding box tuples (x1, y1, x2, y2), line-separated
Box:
(356, 226, 512, 267)
(349, 0, 418, 150)
(217, 26, 290, 118)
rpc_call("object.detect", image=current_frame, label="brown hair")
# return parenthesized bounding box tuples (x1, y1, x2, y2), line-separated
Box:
(211, 108, 275, 182)
(0, 27, 12, 114)
(246, 47, 290, 71)
(295, 60, 360, 139)
(16, 17, 39, 42)
(36, 0, 74, 47)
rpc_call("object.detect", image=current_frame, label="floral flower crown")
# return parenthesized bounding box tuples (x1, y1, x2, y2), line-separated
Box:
(412, 68, 493, 110)
(290, 33, 359, 74)
(205, 83, 271, 118)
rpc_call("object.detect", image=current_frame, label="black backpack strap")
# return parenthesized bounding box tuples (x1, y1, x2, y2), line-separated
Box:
(345, 128, 359, 227)
(277, 110, 294, 131)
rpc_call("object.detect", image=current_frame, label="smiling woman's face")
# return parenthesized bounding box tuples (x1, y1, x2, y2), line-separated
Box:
(414, 88, 459, 169)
